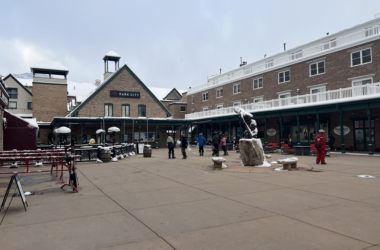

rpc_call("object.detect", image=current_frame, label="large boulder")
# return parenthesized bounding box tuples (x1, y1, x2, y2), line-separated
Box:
(240, 138, 265, 166)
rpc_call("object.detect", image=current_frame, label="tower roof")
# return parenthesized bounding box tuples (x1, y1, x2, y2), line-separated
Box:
(103, 51, 121, 61)
(31, 60, 69, 72)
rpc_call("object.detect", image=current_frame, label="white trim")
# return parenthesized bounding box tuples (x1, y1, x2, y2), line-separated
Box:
(347, 74, 375, 81)
(351, 76, 373, 87)
(278, 92, 291, 98)
(346, 43, 373, 53)
(276, 90, 292, 95)
(252, 95, 264, 99)
(191, 95, 194, 104)
(351, 47, 372, 67)
(307, 83, 328, 88)
(310, 85, 326, 94)
(216, 104, 224, 109)
(253, 97, 264, 103)
(309, 60, 325, 77)
(278, 70, 290, 84)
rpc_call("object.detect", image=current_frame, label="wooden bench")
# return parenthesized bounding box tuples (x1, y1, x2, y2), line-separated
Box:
(277, 158, 298, 170)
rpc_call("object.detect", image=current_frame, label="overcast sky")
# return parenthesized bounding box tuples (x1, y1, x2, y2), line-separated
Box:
(1, 0, 379, 90)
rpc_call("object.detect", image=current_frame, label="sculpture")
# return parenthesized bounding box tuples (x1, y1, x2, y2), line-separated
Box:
(233, 106, 270, 167)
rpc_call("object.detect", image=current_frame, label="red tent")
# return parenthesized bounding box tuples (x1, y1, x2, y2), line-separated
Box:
(3, 110, 38, 150)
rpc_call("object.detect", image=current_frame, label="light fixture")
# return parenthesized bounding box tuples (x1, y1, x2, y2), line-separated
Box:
(297, 89, 300, 93)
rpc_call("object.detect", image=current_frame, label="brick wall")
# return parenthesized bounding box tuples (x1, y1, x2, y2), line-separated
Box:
(77, 69, 168, 118)
(187, 40, 380, 112)
(168, 104, 187, 119)
(33, 83, 68, 122)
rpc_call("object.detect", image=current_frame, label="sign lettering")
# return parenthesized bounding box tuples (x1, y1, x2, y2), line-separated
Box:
(110, 90, 140, 99)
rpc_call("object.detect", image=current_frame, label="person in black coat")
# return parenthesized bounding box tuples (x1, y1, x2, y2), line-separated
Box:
(328, 134, 335, 150)
(180, 136, 188, 159)
(212, 132, 220, 156)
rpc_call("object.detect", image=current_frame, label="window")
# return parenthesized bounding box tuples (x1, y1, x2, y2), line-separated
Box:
(266, 60, 273, 68)
(180, 106, 186, 112)
(291, 50, 302, 60)
(323, 39, 336, 50)
(121, 104, 130, 117)
(278, 70, 290, 83)
(253, 97, 263, 103)
(352, 77, 373, 96)
(9, 101, 17, 109)
(310, 61, 325, 76)
(278, 92, 291, 106)
(27, 102, 33, 110)
(216, 88, 223, 98)
(191, 96, 194, 104)
(233, 83, 241, 94)
(217, 104, 223, 109)
(351, 48, 372, 66)
(233, 101, 241, 106)
(253, 78, 263, 89)
(7, 88, 17, 99)
(104, 103, 113, 117)
(365, 25, 379, 37)
(203, 107, 208, 111)
(138, 105, 146, 117)
(202, 92, 208, 101)
(310, 86, 326, 102)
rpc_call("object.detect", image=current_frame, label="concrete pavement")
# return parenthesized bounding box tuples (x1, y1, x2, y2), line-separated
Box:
(0, 148, 379, 249)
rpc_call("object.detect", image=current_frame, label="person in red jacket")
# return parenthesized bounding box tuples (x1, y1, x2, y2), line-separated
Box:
(314, 129, 326, 164)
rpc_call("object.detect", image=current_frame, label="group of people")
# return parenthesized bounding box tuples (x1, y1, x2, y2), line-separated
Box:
(166, 132, 229, 159)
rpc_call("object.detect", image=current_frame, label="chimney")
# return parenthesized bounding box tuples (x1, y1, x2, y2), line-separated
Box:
(284, 43, 286, 51)
(239, 57, 247, 67)
(220, 68, 222, 74)
(95, 79, 101, 87)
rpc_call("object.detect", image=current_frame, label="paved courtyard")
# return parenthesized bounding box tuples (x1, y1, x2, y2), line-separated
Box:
(0, 148, 379, 250)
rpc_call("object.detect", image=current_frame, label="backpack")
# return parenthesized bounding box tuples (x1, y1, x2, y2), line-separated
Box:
(315, 136, 322, 149)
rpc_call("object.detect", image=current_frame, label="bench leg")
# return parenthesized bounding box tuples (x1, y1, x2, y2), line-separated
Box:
(214, 162, 222, 168)
(283, 164, 290, 170)
(291, 163, 297, 169)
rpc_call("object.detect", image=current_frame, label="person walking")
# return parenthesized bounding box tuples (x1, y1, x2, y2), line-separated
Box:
(197, 133, 206, 156)
(167, 134, 176, 159)
(180, 136, 188, 159)
(328, 134, 335, 151)
(212, 132, 220, 156)
(314, 129, 326, 164)
(221, 134, 228, 156)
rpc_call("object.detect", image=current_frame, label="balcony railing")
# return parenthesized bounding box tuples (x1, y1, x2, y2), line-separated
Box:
(185, 83, 380, 119)
(188, 24, 380, 95)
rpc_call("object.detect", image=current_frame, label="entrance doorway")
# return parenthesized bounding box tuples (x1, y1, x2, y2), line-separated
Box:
(353, 119, 375, 151)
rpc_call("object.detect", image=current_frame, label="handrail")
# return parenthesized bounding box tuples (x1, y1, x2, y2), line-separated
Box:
(188, 24, 380, 95)
(185, 83, 380, 119)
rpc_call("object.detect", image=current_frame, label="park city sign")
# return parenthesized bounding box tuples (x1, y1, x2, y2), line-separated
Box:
(110, 90, 140, 99)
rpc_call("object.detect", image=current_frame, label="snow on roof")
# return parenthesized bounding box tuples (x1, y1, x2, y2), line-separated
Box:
(31, 61, 69, 72)
(105, 51, 121, 58)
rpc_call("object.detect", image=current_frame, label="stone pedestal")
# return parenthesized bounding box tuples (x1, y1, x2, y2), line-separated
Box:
(239, 139, 265, 166)
(212, 157, 226, 168)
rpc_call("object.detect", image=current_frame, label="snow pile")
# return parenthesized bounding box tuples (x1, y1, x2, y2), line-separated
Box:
(278, 157, 298, 162)
(222, 163, 227, 169)
(35, 162, 43, 167)
(117, 154, 124, 160)
(270, 161, 277, 164)
(123, 153, 129, 158)
(10, 162, 18, 168)
(274, 167, 288, 171)
(111, 157, 118, 162)
(212, 157, 226, 161)
(255, 158, 272, 168)
(357, 175, 375, 178)
(96, 159, 103, 164)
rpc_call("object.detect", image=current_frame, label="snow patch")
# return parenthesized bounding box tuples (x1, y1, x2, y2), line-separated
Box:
(275, 167, 288, 171)
(357, 175, 375, 178)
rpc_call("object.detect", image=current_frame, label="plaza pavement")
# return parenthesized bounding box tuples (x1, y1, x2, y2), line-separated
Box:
(0, 147, 379, 250)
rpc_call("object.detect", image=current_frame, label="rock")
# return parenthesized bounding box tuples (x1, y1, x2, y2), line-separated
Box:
(239, 138, 265, 166)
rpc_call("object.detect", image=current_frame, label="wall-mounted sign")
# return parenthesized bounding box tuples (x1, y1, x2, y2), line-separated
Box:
(110, 90, 140, 99)
(267, 128, 276, 136)
(333, 126, 350, 135)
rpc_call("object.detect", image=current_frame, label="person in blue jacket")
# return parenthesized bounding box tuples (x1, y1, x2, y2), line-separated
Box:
(197, 133, 206, 156)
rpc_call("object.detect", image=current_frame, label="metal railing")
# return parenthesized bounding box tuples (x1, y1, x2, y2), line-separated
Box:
(185, 83, 380, 119)
(188, 24, 380, 95)
(0, 82, 9, 108)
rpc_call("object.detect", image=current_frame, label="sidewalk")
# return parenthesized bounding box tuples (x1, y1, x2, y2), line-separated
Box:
(0, 149, 379, 250)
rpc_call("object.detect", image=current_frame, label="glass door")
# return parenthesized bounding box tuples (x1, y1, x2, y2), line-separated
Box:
(354, 119, 375, 151)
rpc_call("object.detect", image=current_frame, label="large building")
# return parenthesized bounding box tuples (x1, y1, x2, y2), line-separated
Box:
(184, 17, 380, 154)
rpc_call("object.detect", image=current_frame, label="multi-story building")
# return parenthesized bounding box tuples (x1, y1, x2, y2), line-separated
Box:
(185, 17, 380, 154)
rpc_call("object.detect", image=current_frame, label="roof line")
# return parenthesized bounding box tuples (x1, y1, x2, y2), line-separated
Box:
(67, 64, 172, 117)
(3, 74, 33, 96)
(163, 87, 182, 100)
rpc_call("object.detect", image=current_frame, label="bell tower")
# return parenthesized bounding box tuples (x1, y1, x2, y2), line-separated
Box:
(103, 51, 121, 81)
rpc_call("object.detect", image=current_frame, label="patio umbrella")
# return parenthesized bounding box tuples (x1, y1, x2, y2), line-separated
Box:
(54, 126, 71, 148)
(96, 129, 105, 134)
(108, 127, 120, 146)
